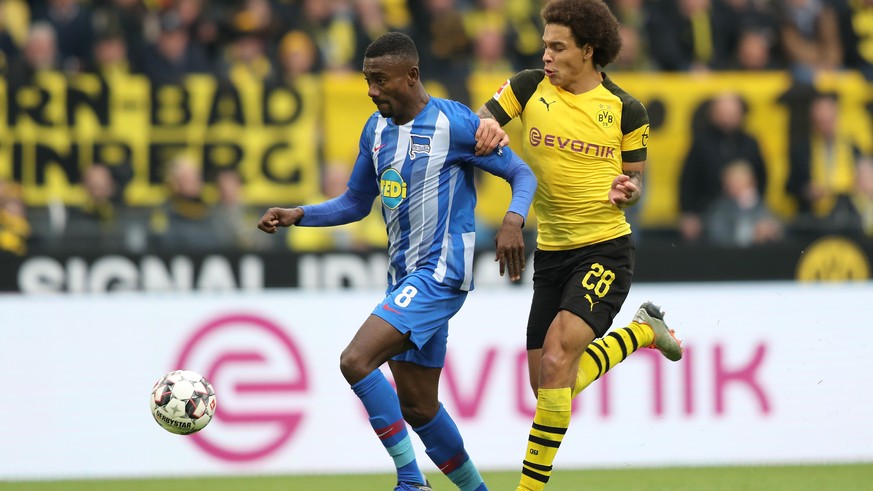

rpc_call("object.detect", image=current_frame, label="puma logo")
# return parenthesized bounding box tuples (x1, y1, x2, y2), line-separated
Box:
(539, 97, 556, 111)
(585, 293, 599, 311)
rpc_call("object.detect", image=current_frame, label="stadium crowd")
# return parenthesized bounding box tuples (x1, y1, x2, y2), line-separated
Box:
(1, 0, 873, 256)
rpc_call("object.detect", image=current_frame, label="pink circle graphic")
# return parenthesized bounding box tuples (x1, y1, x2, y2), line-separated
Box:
(175, 314, 309, 462)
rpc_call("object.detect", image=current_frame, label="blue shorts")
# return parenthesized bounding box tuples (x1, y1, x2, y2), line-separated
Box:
(372, 271, 468, 368)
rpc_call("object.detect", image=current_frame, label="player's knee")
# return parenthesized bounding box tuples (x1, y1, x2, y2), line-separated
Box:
(399, 400, 438, 427)
(339, 347, 368, 384)
(539, 350, 569, 385)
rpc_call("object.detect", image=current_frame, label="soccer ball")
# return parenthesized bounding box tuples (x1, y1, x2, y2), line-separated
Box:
(150, 370, 217, 435)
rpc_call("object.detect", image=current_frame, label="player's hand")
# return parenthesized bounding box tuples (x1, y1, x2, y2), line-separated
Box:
(475, 118, 510, 156)
(494, 212, 526, 282)
(257, 207, 303, 233)
(608, 174, 638, 209)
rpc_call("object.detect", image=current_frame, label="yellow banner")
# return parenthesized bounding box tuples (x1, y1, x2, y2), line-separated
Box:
(2, 71, 871, 228)
(0, 72, 320, 207)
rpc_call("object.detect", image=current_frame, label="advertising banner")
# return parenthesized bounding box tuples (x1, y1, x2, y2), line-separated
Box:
(1, 283, 871, 480)
(2, 233, 872, 293)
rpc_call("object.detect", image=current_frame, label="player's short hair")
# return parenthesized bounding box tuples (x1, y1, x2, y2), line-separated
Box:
(542, 0, 622, 68)
(364, 31, 419, 64)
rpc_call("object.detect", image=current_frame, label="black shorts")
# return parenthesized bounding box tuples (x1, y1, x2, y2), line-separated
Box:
(526, 235, 635, 350)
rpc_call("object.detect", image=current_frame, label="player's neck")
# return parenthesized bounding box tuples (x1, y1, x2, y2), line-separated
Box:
(393, 89, 430, 126)
(562, 70, 603, 95)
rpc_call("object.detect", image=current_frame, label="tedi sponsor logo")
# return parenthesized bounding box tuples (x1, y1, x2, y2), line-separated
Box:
(529, 127, 616, 158)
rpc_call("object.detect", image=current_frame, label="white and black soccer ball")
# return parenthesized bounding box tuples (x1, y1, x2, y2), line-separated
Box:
(150, 370, 217, 435)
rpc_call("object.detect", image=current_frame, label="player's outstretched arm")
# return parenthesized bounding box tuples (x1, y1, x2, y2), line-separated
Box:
(258, 207, 304, 233)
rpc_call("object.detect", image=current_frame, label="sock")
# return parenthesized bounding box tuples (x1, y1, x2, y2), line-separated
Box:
(351, 370, 424, 485)
(518, 388, 571, 491)
(414, 404, 487, 491)
(571, 321, 654, 398)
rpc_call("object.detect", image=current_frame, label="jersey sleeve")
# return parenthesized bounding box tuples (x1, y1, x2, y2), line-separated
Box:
(483, 69, 546, 126)
(450, 106, 536, 220)
(346, 116, 381, 197)
(620, 98, 650, 163)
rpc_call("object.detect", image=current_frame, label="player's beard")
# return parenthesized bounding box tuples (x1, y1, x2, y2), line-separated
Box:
(374, 100, 393, 118)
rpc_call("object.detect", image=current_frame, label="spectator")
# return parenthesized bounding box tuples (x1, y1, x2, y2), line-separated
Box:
(176, 0, 222, 61)
(139, 10, 213, 85)
(467, 0, 550, 74)
(505, 0, 547, 71)
(0, 0, 29, 75)
(607, 0, 655, 71)
(30, 0, 94, 72)
(409, 0, 472, 105)
(470, 25, 513, 74)
(777, 0, 843, 81)
(713, 0, 784, 70)
(229, 0, 289, 49)
(646, 0, 735, 71)
(786, 92, 857, 219)
(219, 20, 275, 83)
(679, 91, 769, 241)
(847, 155, 873, 236)
(61, 163, 146, 252)
(729, 26, 780, 70)
(91, 0, 149, 72)
(276, 30, 319, 83)
(211, 168, 275, 251)
(6, 21, 60, 86)
(87, 25, 130, 76)
(831, 0, 873, 79)
(292, 0, 357, 73)
(0, 179, 30, 256)
(149, 155, 225, 251)
(351, 0, 389, 65)
(704, 159, 783, 246)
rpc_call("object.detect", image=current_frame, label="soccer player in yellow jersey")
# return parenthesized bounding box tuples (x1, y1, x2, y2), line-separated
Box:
(474, 1, 684, 489)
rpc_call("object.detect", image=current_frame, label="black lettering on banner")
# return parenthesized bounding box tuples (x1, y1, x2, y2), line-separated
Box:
(203, 143, 244, 177)
(7, 85, 53, 126)
(151, 84, 192, 126)
(12, 143, 81, 186)
(67, 75, 110, 126)
(208, 83, 244, 125)
(261, 142, 301, 184)
(263, 84, 302, 125)
(93, 141, 134, 168)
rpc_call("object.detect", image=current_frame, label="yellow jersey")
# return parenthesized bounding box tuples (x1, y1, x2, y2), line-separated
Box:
(485, 70, 649, 250)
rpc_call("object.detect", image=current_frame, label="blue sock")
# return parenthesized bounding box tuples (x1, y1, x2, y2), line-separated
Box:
(351, 370, 424, 485)
(414, 404, 487, 491)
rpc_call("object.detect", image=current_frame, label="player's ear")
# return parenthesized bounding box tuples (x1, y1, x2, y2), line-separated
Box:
(408, 65, 420, 85)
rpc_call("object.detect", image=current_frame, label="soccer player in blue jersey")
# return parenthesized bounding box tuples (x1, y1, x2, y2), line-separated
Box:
(257, 32, 536, 491)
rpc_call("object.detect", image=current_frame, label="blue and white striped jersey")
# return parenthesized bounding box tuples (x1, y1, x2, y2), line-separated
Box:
(346, 97, 534, 291)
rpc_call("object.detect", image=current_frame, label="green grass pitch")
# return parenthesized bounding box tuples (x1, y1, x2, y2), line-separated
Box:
(3, 464, 872, 491)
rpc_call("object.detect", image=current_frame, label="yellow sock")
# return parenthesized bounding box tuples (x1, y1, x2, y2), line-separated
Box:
(517, 388, 571, 491)
(572, 321, 654, 398)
